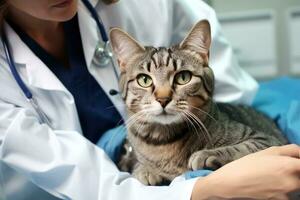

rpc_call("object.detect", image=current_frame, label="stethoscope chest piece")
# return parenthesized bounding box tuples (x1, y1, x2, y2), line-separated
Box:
(94, 41, 113, 67)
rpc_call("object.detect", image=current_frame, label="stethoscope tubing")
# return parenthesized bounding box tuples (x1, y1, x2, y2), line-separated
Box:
(1, 0, 118, 126)
(1, 31, 33, 99)
(82, 0, 109, 42)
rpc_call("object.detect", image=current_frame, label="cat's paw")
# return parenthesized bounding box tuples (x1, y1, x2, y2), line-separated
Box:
(188, 150, 223, 170)
(117, 140, 137, 173)
(132, 165, 163, 186)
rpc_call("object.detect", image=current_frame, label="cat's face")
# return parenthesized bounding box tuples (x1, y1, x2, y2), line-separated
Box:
(110, 20, 214, 125)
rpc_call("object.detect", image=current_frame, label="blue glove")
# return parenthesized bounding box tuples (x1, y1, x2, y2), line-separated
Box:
(97, 125, 127, 163)
(185, 169, 213, 179)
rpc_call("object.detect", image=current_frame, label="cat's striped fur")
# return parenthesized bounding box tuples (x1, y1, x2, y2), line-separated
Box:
(109, 20, 287, 185)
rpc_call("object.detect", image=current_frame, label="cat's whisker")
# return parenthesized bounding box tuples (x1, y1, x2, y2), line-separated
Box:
(107, 112, 146, 151)
(105, 111, 145, 148)
(182, 111, 205, 141)
(185, 111, 209, 137)
(136, 113, 149, 134)
(188, 105, 217, 122)
(186, 110, 213, 147)
(180, 110, 203, 141)
(113, 106, 145, 126)
(126, 110, 152, 130)
(181, 114, 197, 138)
(179, 113, 192, 133)
(182, 110, 212, 147)
(125, 112, 145, 129)
(120, 111, 144, 131)
(176, 105, 189, 110)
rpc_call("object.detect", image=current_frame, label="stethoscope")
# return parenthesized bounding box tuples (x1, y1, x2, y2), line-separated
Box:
(1, 0, 119, 127)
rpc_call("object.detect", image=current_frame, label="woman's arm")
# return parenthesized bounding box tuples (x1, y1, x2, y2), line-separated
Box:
(0, 100, 198, 200)
(191, 144, 300, 200)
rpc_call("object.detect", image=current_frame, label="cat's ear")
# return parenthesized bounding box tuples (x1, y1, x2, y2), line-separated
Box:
(180, 20, 211, 57)
(109, 28, 145, 72)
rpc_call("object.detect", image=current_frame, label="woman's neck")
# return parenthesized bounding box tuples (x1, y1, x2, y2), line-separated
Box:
(7, 6, 69, 67)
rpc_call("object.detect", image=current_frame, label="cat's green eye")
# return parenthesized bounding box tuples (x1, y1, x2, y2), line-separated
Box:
(174, 71, 192, 85)
(137, 74, 153, 88)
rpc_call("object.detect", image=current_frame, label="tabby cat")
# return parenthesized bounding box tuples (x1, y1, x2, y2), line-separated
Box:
(109, 20, 287, 186)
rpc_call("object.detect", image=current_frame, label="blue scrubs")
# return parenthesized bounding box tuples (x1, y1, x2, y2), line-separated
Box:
(9, 15, 123, 144)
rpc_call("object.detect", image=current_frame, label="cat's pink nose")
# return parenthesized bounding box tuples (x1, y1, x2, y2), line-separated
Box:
(157, 98, 171, 108)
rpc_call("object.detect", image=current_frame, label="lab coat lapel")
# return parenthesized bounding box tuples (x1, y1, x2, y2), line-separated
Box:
(77, 1, 99, 68)
(77, 2, 126, 119)
(4, 22, 69, 93)
(89, 0, 99, 7)
(3, 0, 100, 92)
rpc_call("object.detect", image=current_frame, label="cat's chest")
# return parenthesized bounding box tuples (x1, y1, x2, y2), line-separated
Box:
(130, 136, 189, 176)
(128, 133, 189, 164)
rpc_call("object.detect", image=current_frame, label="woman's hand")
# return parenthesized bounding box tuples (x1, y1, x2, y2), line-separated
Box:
(191, 144, 300, 200)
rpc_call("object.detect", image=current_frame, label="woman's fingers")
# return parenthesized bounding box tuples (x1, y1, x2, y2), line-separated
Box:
(278, 144, 300, 158)
(261, 144, 300, 158)
(288, 158, 300, 173)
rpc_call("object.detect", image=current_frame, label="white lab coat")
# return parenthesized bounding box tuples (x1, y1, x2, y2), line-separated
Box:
(0, 0, 258, 199)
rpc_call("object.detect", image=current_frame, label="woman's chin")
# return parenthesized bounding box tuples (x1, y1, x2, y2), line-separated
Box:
(49, 0, 78, 22)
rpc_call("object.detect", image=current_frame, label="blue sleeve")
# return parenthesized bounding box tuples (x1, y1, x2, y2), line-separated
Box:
(97, 125, 127, 163)
(252, 77, 300, 144)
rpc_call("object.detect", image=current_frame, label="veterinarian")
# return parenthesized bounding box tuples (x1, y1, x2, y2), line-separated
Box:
(0, 0, 299, 199)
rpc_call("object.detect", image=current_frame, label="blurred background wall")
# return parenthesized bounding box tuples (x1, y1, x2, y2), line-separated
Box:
(205, 0, 300, 80)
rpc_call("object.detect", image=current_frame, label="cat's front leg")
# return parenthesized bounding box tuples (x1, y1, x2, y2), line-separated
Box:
(188, 140, 267, 170)
(188, 150, 224, 170)
(132, 163, 164, 186)
(117, 139, 137, 173)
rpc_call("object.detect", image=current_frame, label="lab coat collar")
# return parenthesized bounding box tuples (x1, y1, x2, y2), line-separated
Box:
(89, 0, 99, 7)
(3, 22, 68, 92)
(78, 0, 100, 69)
(2, 1, 100, 92)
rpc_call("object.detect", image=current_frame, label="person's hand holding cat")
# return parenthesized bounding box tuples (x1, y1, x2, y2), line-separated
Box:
(191, 144, 300, 200)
